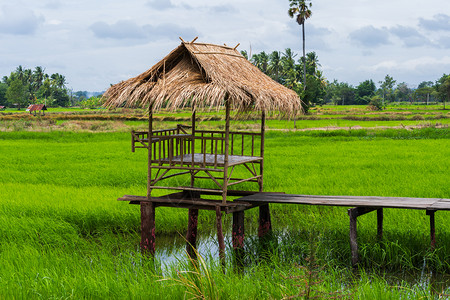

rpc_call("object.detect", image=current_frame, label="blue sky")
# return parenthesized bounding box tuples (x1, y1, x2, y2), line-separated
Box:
(1, 0, 449, 91)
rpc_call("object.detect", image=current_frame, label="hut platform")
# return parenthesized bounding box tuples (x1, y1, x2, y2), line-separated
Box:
(157, 154, 262, 167)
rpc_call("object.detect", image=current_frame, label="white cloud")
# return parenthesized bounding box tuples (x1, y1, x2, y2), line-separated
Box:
(89, 20, 199, 42)
(362, 56, 450, 73)
(349, 26, 391, 48)
(146, 0, 176, 11)
(0, 5, 44, 35)
(389, 25, 430, 47)
(419, 14, 450, 32)
(90, 20, 147, 40)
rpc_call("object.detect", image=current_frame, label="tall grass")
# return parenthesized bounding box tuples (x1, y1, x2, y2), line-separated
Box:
(0, 127, 449, 298)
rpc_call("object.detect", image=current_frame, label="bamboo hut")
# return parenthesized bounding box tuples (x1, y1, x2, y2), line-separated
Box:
(104, 38, 302, 204)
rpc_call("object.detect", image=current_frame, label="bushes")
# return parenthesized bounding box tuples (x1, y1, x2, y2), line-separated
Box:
(368, 95, 384, 111)
(80, 96, 104, 109)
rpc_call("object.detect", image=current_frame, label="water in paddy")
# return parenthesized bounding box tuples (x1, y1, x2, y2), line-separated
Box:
(153, 229, 450, 294)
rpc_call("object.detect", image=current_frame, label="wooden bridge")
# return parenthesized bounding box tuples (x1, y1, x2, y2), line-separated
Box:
(120, 191, 450, 267)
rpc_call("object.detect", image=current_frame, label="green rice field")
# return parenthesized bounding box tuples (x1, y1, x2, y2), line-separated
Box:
(0, 105, 449, 298)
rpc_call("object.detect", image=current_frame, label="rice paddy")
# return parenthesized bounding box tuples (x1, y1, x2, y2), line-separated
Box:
(0, 105, 449, 298)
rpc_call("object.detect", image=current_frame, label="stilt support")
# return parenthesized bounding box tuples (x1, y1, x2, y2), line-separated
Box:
(232, 210, 245, 270)
(215, 206, 226, 269)
(348, 208, 359, 267)
(258, 204, 272, 238)
(377, 208, 383, 241)
(348, 206, 378, 267)
(186, 208, 199, 259)
(140, 202, 156, 255)
(426, 210, 436, 250)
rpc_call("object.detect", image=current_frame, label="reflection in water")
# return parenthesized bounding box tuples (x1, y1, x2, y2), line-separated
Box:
(152, 230, 450, 293)
(154, 231, 226, 273)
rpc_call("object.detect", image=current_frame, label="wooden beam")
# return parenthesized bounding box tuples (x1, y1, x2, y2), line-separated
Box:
(140, 202, 156, 255)
(186, 208, 199, 259)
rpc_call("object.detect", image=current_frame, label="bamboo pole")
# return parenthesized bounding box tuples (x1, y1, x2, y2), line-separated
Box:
(147, 106, 153, 199)
(191, 107, 196, 187)
(259, 111, 265, 192)
(222, 97, 230, 204)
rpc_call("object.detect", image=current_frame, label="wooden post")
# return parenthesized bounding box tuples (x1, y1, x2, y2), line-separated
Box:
(222, 98, 230, 204)
(348, 208, 358, 267)
(191, 107, 196, 187)
(258, 204, 272, 238)
(377, 208, 383, 241)
(131, 130, 135, 152)
(232, 210, 245, 270)
(147, 106, 153, 198)
(186, 208, 199, 259)
(215, 206, 226, 269)
(347, 207, 378, 266)
(140, 202, 156, 255)
(259, 111, 265, 192)
(426, 210, 436, 250)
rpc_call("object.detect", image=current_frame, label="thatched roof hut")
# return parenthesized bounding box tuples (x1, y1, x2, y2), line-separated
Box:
(103, 38, 302, 114)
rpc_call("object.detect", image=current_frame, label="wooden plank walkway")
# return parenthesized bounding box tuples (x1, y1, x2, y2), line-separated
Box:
(235, 193, 450, 266)
(121, 191, 450, 267)
(234, 193, 450, 210)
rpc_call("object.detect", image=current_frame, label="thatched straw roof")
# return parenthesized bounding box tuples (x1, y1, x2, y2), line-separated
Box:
(103, 38, 302, 114)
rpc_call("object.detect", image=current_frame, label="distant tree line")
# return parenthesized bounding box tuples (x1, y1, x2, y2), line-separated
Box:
(0, 66, 103, 110)
(325, 74, 450, 109)
(1, 62, 448, 111)
(246, 50, 450, 110)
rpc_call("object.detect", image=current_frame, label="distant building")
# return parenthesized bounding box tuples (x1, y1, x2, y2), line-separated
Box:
(26, 104, 47, 116)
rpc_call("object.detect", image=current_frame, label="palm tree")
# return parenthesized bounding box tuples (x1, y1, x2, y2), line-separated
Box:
(50, 73, 67, 89)
(306, 51, 320, 76)
(288, 0, 312, 91)
(281, 48, 298, 88)
(16, 65, 24, 82)
(33, 66, 45, 91)
(268, 51, 282, 82)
